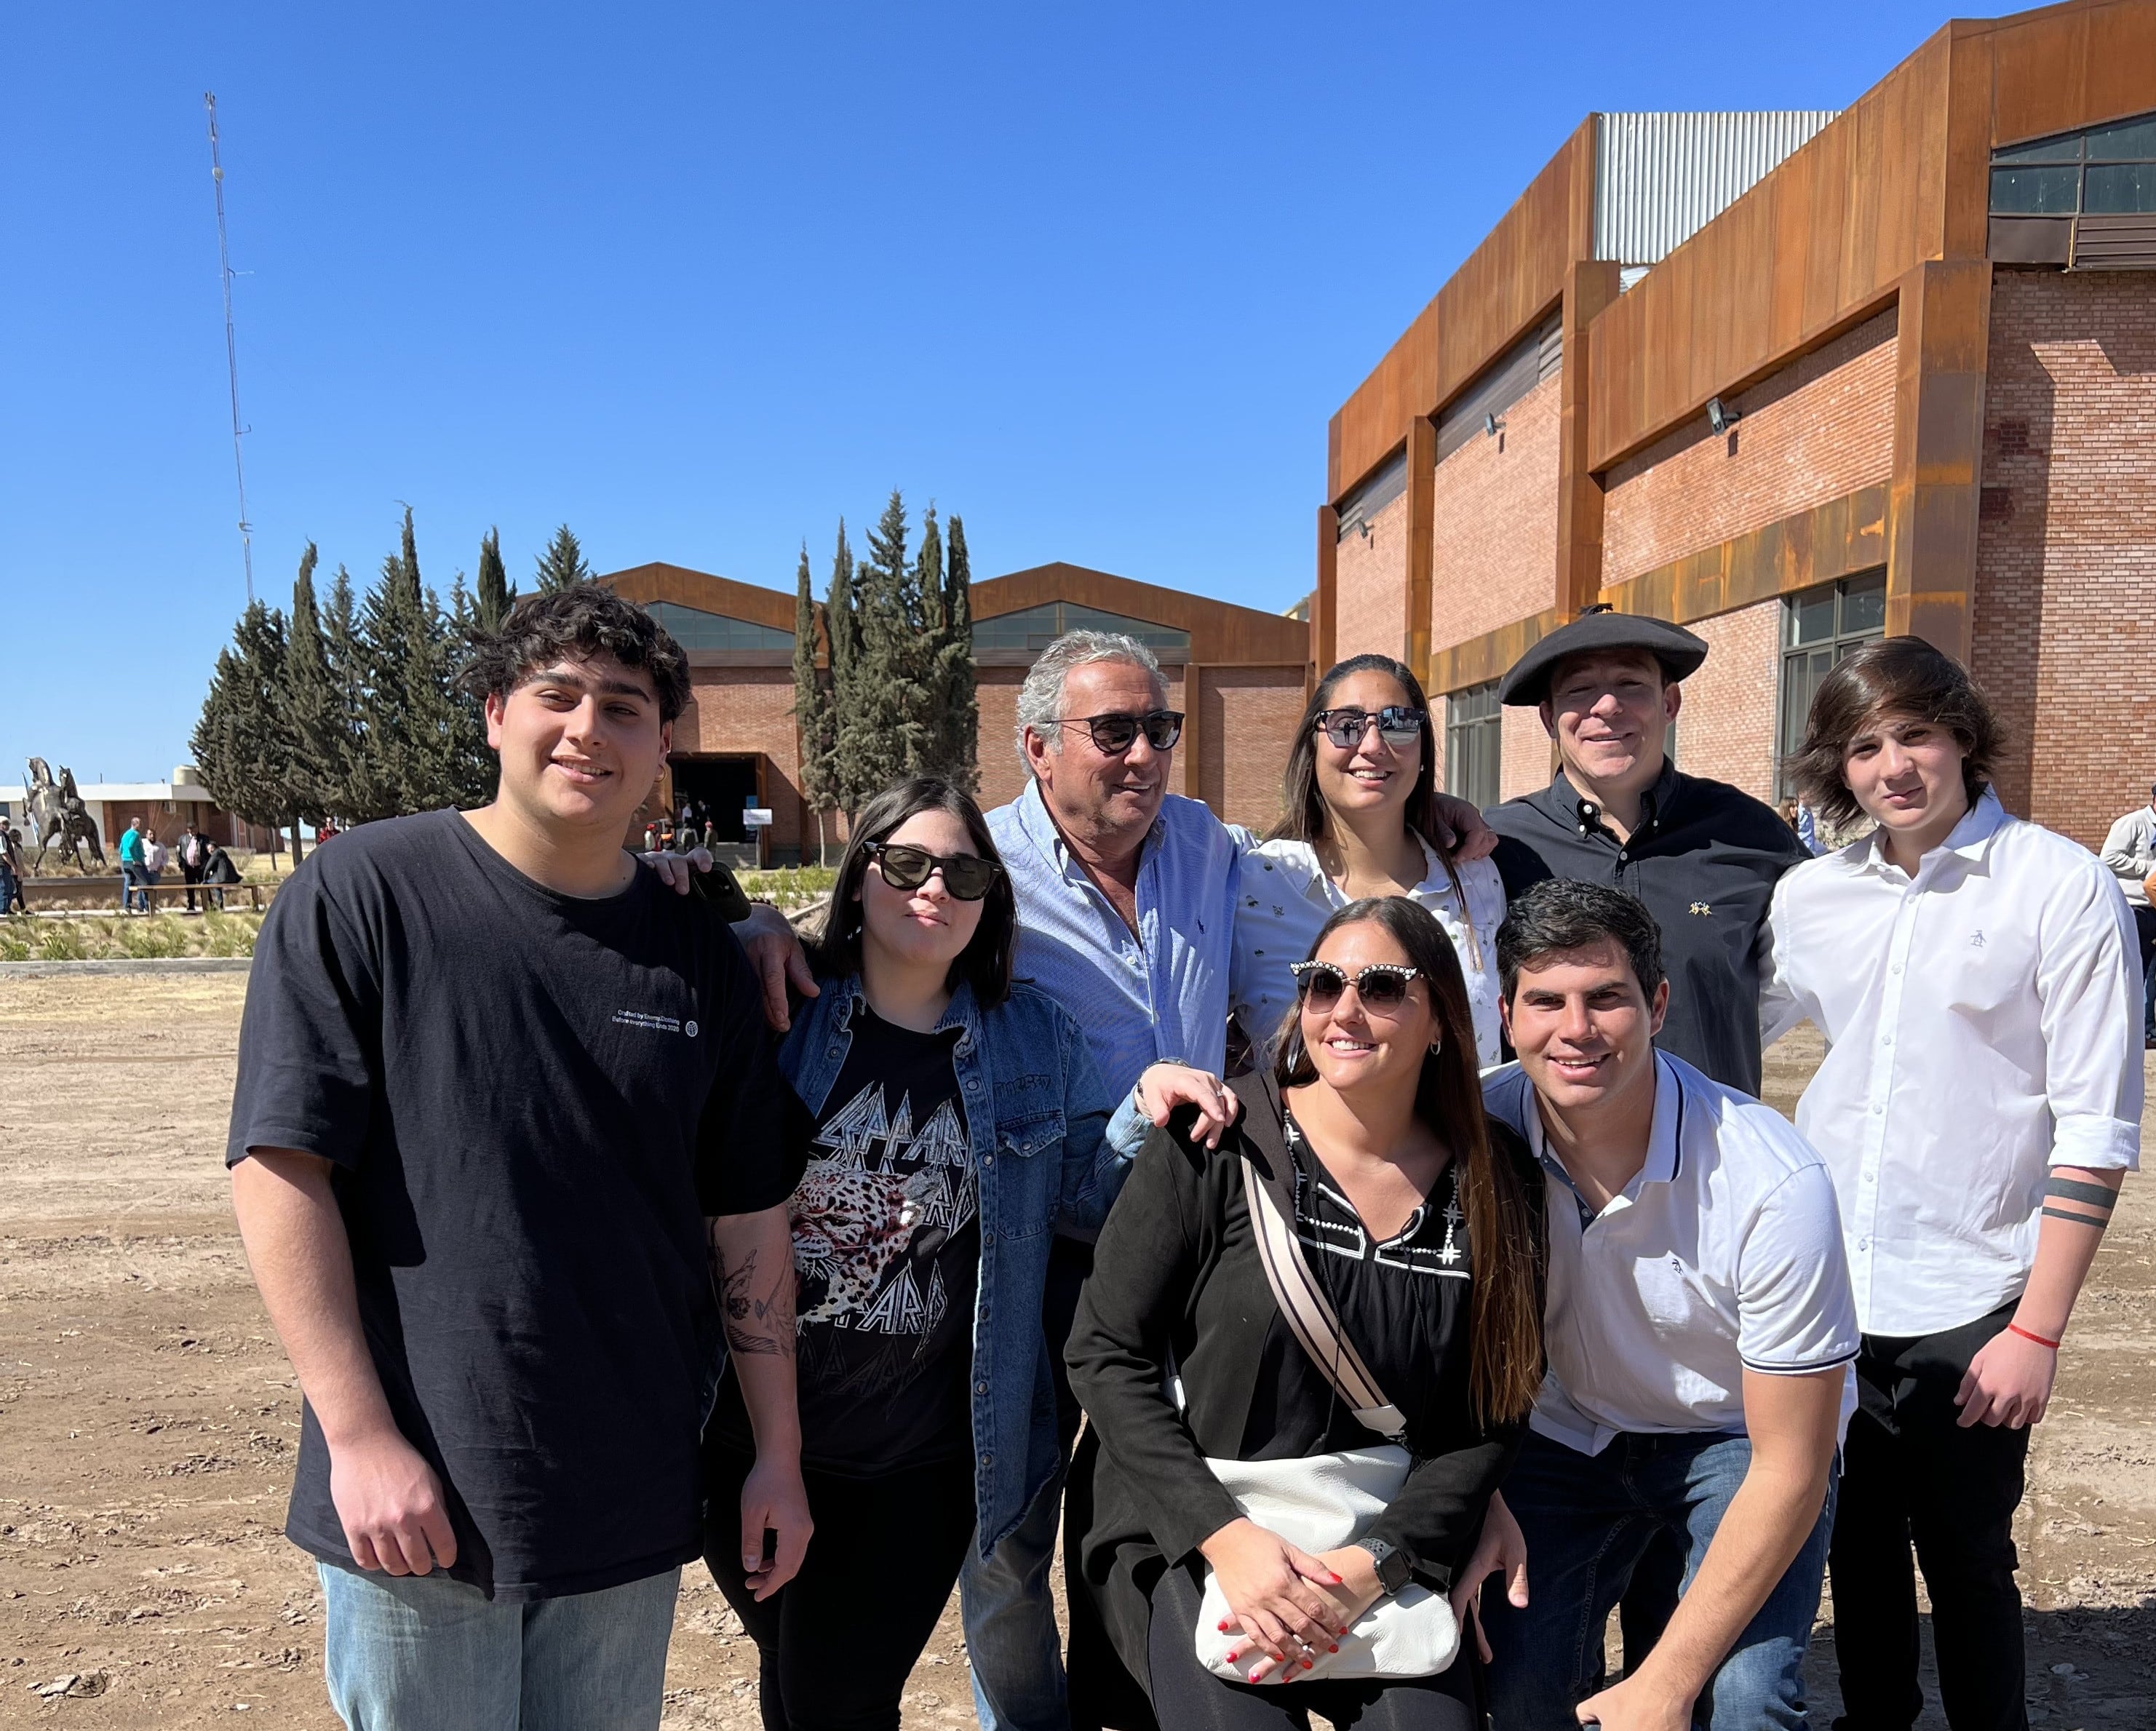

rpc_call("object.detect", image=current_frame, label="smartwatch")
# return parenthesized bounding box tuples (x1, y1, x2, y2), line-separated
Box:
(1356, 1536, 1412, 1597)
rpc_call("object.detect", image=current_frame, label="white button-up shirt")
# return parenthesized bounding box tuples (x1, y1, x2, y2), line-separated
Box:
(1483, 1052, 1858, 1457)
(1762, 789, 2143, 1337)
(1229, 835, 1506, 1066)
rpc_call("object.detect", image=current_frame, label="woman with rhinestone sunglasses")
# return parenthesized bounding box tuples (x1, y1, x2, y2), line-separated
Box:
(699, 775, 1193, 1730)
(1233, 655, 1508, 1066)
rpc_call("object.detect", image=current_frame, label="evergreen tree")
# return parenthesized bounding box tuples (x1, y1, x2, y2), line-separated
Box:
(846, 490, 929, 800)
(824, 521, 868, 819)
(446, 574, 496, 806)
(355, 508, 462, 816)
(790, 544, 839, 864)
(933, 513, 979, 792)
(533, 523, 594, 592)
(476, 527, 514, 629)
(322, 565, 378, 821)
(193, 600, 293, 856)
(283, 542, 345, 833)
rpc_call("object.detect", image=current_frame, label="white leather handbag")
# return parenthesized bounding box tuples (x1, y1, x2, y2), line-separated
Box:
(1190, 1139, 1460, 1683)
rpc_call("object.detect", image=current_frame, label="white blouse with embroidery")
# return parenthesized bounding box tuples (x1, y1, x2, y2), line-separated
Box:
(1229, 832, 1507, 1067)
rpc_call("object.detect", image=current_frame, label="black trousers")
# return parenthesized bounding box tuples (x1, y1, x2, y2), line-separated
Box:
(704, 1444, 976, 1731)
(1144, 1561, 1480, 1731)
(1829, 1301, 2031, 1731)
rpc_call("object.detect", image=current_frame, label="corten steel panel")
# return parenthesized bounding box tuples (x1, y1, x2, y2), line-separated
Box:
(1556, 262, 1624, 616)
(1316, 506, 1339, 673)
(970, 563, 1311, 666)
(1584, 31, 1955, 471)
(1888, 259, 1992, 661)
(1429, 608, 1568, 696)
(601, 562, 797, 632)
(1405, 418, 1438, 677)
(1329, 119, 1596, 501)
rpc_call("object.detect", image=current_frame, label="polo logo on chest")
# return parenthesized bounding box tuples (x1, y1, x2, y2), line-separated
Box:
(1689, 902, 1711, 917)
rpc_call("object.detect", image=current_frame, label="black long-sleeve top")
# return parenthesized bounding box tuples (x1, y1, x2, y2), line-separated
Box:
(1064, 1069, 1542, 1688)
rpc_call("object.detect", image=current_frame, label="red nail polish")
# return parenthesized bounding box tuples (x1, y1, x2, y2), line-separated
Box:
(1248, 1670, 1262, 1683)
(1329, 1571, 1343, 1584)
(1328, 1644, 1340, 1654)
(1217, 1619, 1231, 1632)
(1302, 1658, 1315, 1669)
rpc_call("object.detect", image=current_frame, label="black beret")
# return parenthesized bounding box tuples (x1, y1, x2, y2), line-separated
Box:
(1497, 610, 1709, 707)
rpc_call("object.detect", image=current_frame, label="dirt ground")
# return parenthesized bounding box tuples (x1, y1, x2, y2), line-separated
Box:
(0, 974, 2149, 1727)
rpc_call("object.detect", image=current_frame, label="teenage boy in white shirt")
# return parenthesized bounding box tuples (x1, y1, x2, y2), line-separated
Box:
(1478, 878, 1855, 1731)
(1764, 635, 2141, 1731)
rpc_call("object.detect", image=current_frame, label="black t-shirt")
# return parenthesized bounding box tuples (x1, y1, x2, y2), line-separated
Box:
(712, 1006, 978, 1476)
(226, 809, 804, 1600)
(1241, 1113, 1478, 1460)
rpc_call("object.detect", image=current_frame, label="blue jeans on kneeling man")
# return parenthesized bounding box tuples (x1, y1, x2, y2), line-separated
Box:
(1481, 1428, 1836, 1731)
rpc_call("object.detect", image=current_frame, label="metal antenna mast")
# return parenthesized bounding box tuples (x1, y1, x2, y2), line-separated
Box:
(204, 92, 254, 602)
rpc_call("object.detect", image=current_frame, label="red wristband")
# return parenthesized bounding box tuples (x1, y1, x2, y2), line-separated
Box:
(2007, 1322, 2061, 1350)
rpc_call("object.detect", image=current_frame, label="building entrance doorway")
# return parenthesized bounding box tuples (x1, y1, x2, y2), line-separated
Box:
(668, 754, 762, 848)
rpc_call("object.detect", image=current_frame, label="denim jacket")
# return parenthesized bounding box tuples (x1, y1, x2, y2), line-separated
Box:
(779, 973, 1147, 1552)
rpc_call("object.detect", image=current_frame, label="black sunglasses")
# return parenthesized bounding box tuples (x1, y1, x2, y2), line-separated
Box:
(1289, 960, 1423, 1014)
(1057, 710, 1185, 755)
(867, 842, 1002, 902)
(1314, 705, 1427, 750)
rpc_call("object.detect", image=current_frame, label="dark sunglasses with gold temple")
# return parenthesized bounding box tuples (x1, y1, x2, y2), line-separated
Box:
(1054, 710, 1185, 755)
(867, 843, 1003, 902)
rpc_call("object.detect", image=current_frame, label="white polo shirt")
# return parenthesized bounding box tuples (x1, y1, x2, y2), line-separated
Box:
(1484, 1052, 1858, 1457)
(1762, 789, 2142, 1337)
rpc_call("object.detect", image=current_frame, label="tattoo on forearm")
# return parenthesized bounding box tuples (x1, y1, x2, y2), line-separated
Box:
(2042, 1175, 2120, 1231)
(712, 1236, 797, 1359)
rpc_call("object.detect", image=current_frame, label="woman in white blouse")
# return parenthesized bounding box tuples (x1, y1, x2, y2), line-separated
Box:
(1235, 655, 1506, 1065)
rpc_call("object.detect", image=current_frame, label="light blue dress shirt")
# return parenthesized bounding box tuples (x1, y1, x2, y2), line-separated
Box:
(988, 780, 1246, 1097)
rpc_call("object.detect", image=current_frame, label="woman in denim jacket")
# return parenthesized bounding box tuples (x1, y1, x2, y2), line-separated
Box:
(702, 775, 1176, 1730)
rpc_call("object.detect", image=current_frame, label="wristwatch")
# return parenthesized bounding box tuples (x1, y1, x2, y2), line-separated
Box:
(1356, 1536, 1412, 1597)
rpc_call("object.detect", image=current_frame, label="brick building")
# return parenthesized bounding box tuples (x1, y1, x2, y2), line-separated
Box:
(602, 561, 1312, 864)
(1316, 0, 2156, 851)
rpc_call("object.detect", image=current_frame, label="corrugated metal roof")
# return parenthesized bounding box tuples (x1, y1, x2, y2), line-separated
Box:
(1594, 111, 1840, 266)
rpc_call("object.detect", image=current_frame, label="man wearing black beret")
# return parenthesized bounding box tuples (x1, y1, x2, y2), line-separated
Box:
(1482, 606, 1806, 1098)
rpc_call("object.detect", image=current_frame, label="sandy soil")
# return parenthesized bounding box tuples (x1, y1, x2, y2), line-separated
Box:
(0, 974, 2149, 1727)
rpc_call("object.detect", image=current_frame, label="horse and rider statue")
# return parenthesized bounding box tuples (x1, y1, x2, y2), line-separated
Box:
(23, 758, 108, 872)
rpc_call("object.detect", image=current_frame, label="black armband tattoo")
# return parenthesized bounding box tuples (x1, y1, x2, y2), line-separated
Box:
(2045, 1176, 2120, 1214)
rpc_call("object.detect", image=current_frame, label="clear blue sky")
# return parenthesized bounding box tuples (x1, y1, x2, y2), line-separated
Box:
(4, 0, 1996, 781)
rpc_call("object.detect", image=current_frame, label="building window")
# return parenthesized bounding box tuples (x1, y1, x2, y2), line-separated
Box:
(1445, 682, 1502, 809)
(971, 601, 1190, 656)
(1990, 112, 2156, 215)
(643, 602, 795, 651)
(1777, 573, 1886, 790)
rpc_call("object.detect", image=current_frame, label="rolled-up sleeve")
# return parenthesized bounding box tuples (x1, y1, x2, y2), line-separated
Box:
(2037, 864, 2144, 1172)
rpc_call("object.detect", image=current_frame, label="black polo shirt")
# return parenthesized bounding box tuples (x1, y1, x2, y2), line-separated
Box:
(1484, 763, 1807, 1096)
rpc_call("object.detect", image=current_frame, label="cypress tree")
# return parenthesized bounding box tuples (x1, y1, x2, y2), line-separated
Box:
(849, 490, 928, 800)
(193, 600, 293, 856)
(446, 574, 496, 806)
(476, 527, 514, 629)
(355, 508, 463, 815)
(791, 544, 838, 864)
(533, 523, 594, 592)
(824, 521, 867, 820)
(323, 565, 380, 821)
(935, 514, 979, 792)
(284, 542, 345, 832)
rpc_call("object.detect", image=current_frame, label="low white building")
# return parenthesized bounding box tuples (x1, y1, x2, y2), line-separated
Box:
(0, 766, 274, 856)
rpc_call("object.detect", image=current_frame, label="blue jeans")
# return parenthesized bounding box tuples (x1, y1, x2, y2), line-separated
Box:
(1482, 1429, 1836, 1730)
(317, 1561, 680, 1731)
(960, 1465, 1070, 1731)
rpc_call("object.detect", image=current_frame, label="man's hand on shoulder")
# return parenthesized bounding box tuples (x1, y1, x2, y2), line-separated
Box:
(1430, 793, 1497, 864)
(736, 904, 816, 1032)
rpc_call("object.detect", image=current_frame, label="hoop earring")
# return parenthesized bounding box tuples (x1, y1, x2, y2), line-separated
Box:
(1428, 1037, 1444, 1055)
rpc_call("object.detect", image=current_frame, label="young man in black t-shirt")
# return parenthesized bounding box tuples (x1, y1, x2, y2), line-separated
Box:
(226, 587, 808, 1731)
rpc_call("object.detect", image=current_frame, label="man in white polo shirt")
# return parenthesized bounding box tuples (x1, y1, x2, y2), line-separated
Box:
(1766, 638, 2140, 1731)
(1477, 879, 1855, 1731)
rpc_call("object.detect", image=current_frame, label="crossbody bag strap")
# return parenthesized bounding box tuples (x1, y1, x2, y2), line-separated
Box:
(1226, 1074, 1407, 1441)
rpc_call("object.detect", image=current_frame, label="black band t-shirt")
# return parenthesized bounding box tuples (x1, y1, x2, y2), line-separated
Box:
(711, 1004, 977, 1476)
(226, 809, 804, 1600)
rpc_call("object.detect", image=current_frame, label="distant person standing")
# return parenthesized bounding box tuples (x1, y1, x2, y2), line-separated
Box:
(203, 843, 240, 912)
(0, 829, 21, 918)
(178, 824, 209, 914)
(142, 827, 170, 910)
(118, 818, 146, 913)
(2100, 781, 2156, 1048)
